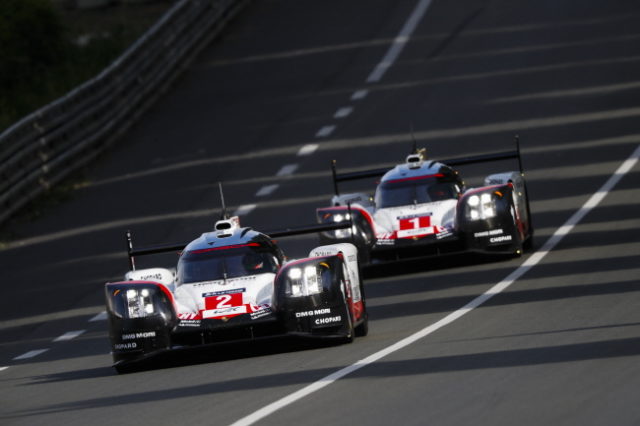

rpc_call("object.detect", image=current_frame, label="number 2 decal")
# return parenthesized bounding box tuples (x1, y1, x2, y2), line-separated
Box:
(215, 294, 232, 308)
(204, 292, 243, 310)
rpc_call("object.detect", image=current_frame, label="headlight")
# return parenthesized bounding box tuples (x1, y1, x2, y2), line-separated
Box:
(466, 192, 496, 221)
(125, 288, 155, 318)
(287, 265, 323, 297)
(333, 213, 350, 223)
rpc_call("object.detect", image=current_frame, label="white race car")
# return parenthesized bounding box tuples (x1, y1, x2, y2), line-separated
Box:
(105, 217, 368, 373)
(316, 143, 533, 264)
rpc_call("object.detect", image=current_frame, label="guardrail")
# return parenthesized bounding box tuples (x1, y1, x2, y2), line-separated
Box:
(0, 0, 247, 226)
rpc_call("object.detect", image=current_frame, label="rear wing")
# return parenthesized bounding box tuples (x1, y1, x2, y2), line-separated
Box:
(331, 135, 525, 196)
(125, 217, 355, 271)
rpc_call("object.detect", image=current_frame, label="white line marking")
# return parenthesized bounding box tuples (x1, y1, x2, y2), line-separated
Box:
(53, 330, 86, 342)
(334, 107, 354, 119)
(367, 0, 434, 83)
(233, 204, 257, 217)
(0, 367, 8, 372)
(297, 144, 319, 156)
(276, 164, 299, 176)
(315, 125, 336, 138)
(230, 144, 640, 426)
(351, 89, 369, 100)
(89, 311, 107, 322)
(255, 184, 279, 197)
(13, 349, 49, 361)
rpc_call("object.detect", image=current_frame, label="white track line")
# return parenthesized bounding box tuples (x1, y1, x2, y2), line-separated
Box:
(366, 0, 434, 83)
(315, 125, 336, 138)
(13, 349, 49, 361)
(53, 330, 86, 342)
(89, 311, 107, 322)
(334, 107, 354, 119)
(351, 89, 369, 100)
(0, 367, 8, 372)
(256, 184, 279, 197)
(297, 144, 319, 156)
(276, 164, 299, 176)
(234, 204, 257, 217)
(229, 144, 640, 426)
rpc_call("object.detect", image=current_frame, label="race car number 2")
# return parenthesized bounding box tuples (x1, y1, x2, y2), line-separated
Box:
(205, 292, 243, 309)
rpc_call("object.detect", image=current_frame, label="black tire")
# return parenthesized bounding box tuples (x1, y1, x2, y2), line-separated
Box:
(355, 312, 368, 337)
(114, 363, 136, 374)
(342, 313, 355, 343)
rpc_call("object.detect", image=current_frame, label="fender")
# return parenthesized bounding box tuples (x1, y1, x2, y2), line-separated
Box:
(316, 205, 376, 251)
(273, 256, 353, 339)
(456, 183, 523, 254)
(105, 281, 178, 364)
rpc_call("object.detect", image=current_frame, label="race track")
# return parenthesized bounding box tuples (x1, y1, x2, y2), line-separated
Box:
(1, 0, 640, 424)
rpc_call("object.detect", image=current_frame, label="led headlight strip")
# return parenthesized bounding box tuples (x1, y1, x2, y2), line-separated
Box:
(287, 265, 322, 297)
(125, 288, 155, 318)
(466, 192, 496, 220)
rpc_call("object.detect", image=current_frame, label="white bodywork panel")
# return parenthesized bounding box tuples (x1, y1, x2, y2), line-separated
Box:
(331, 193, 374, 208)
(173, 273, 274, 319)
(125, 268, 175, 287)
(373, 199, 458, 240)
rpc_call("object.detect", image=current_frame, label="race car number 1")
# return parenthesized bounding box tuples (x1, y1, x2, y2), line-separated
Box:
(399, 216, 430, 230)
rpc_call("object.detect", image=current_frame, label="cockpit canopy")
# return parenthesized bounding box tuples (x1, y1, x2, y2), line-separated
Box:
(375, 173, 461, 209)
(177, 243, 279, 284)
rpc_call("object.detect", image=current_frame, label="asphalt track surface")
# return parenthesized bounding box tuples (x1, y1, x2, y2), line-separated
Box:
(2, 0, 640, 424)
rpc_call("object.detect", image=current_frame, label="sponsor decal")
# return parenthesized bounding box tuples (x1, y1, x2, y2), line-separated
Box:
(122, 331, 156, 340)
(473, 229, 504, 238)
(347, 254, 357, 262)
(114, 342, 137, 350)
(202, 305, 247, 318)
(139, 273, 163, 281)
(314, 250, 336, 257)
(490, 235, 512, 243)
(250, 308, 273, 320)
(314, 316, 342, 325)
(376, 238, 395, 246)
(397, 213, 432, 219)
(178, 319, 201, 327)
(202, 288, 245, 297)
(189, 276, 257, 287)
(436, 228, 453, 240)
(178, 312, 200, 320)
(397, 227, 435, 238)
(295, 308, 331, 318)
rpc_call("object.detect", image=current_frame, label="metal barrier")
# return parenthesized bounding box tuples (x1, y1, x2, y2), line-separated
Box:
(0, 0, 247, 226)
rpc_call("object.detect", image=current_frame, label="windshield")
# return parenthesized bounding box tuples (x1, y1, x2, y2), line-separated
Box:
(375, 176, 459, 209)
(177, 245, 279, 284)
